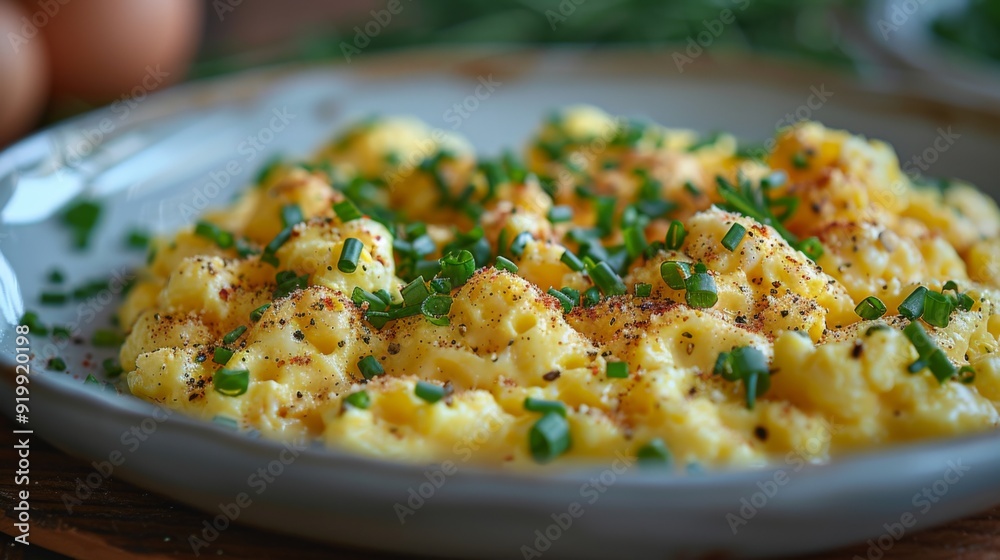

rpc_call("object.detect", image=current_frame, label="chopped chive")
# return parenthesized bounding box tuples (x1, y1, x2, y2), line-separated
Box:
(222, 325, 247, 345)
(344, 390, 371, 409)
(213, 347, 234, 365)
(365, 311, 391, 330)
(791, 152, 809, 169)
(20, 311, 47, 335)
(421, 294, 452, 326)
(281, 204, 304, 228)
(713, 346, 770, 409)
(922, 291, 953, 328)
(635, 199, 675, 218)
(582, 286, 601, 308)
(660, 261, 691, 290)
(125, 229, 151, 249)
(401, 277, 430, 307)
(213, 368, 250, 396)
(634, 283, 652, 297)
(524, 397, 567, 417)
(509, 231, 533, 258)
(547, 205, 573, 223)
(855, 296, 887, 320)
(636, 438, 671, 466)
(665, 220, 686, 250)
(102, 358, 123, 377)
(235, 238, 259, 258)
(588, 261, 627, 296)
(333, 199, 363, 222)
(899, 286, 928, 320)
(529, 412, 571, 464)
(684, 266, 717, 308)
(40, 292, 68, 305)
(260, 227, 293, 267)
(430, 277, 452, 294)
(953, 293, 975, 312)
(351, 287, 388, 312)
(595, 196, 617, 235)
(942, 281, 975, 312)
(958, 366, 976, 384)
(255, 156, 283, 184)
(51, 325, 72, 338)
(683, 181, 701, 197)
(48, 269, 65, 284)
(374, 289, 393, 305)
(48, 357, 67, 371)
(623, 226, 647, 260)
(560, 250, 584, 272)
(272, 271, 308, 299)
(250, 303, 271, 322)
(903, 321, 937, 358)
(865, 324, 890, 336)
(357, 355, 384, 380)
(61, 200, 102, 250)
(559, 286, 580, 302)
(548, 288, 575, 313)
(338, 238, 364, 273)
(194, 221, 234, 250)
(495, 256, 518, 273)
(439, 250, 475, 287)
(410, 235, 436, 257)
(414, 381, 448, 403)
(92, 329, 124, 347)
(84, 374, 99, 385)
(797, 237, 824, 261)
(606, 361, 629, 378)
(927, 348, 957, 384)
(721, 223, 747, 252)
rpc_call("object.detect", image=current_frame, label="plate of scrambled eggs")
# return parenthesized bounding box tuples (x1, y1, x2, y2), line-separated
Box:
(3, 49, 1000, 558)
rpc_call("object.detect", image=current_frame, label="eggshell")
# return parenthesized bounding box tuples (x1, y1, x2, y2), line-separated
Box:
(35, 0, 202, 103)
(0, 1, 49, 146)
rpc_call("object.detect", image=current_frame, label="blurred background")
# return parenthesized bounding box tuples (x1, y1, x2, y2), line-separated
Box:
(2, 0, 1000, 147)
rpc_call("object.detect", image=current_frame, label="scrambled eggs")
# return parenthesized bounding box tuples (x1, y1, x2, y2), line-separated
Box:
(118, 106, 1000, 469)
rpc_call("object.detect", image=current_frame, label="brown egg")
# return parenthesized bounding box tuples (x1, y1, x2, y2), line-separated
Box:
(32, 0, 203, 103)
(0, 1, 49, 146)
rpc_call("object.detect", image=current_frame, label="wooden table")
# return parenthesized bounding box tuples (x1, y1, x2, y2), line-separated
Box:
(1, 414, 997, 560)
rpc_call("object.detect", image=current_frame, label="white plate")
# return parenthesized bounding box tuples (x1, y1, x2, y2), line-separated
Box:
(2, 49, 1000, 559)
